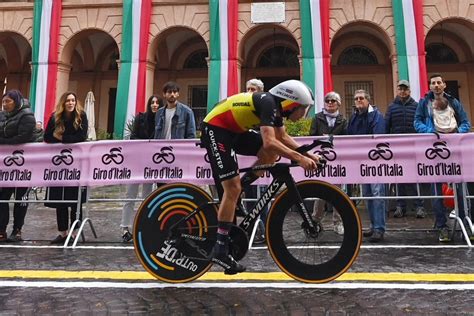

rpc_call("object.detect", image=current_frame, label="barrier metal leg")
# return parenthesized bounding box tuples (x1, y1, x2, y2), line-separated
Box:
(64, 219, 81, 248)
(71, 218, 97, 248)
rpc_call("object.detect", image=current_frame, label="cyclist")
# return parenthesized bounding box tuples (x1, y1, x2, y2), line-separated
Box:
(200, 80, 321, 274)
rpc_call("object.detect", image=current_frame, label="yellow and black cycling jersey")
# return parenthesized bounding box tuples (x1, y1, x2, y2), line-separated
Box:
(203, 92, 283, 133)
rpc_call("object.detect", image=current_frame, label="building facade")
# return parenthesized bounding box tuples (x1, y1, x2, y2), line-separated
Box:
(1, 0, 473, 136)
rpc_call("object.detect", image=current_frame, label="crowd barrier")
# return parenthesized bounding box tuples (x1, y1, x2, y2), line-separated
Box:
(0, 133, 472, 247)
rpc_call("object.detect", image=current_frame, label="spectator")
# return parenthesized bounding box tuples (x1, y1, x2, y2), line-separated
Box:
(310, 91, 347, 235)
(414, 73, 472, 242)
(120, 95, 160, 242)
(246, 78, 264, 93)
(385, 80, 426, 219)
(347, 89, 386, 242)
(44, 92, 88, 244)
(33, 121, 44, 142)
(154, 81, 196, 139)
(0, 90, 36, 242)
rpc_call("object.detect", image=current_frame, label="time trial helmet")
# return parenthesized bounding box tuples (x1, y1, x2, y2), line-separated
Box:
(269, 80, 314, 115)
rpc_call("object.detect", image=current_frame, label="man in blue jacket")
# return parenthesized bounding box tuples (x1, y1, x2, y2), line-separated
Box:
(414, 73, 471, 242)
(385, 80, 426, 219)
(155, 81, 196, 139)
(348, 89, 386, 242)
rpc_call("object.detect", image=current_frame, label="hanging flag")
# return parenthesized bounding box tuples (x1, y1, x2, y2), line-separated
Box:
(207, 0, 238, 112)
(300, 0, 332, 115)
(29, 0, 62, 124)
(393, 0, 428, 101)
(114, 0, 152, 139)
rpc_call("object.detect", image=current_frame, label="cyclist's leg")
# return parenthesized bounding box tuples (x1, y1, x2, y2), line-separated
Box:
(200, 123, 246, 274)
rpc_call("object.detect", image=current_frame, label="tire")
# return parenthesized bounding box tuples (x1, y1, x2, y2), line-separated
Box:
(133, 183, 218, 283)
(266, 180, 362, 283)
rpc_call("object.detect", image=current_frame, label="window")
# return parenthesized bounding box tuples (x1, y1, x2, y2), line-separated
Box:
(183, 51, 208, 69)
(343, 81, 374, 118)
(257, 46, 298, 68)
(426, 43, 459, 64)
(187, 86, 208, 127)
(338, 46, 378, 65)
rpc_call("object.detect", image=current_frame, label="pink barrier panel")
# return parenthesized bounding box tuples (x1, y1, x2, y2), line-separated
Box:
(0, 133, 472, 187)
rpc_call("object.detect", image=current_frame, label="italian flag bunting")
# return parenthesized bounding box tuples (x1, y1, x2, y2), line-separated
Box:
(300, 0, 332, 115)
(393, 0, 428, 101)
(207, 0, 239, 112)
(114, 0, 152, 139)
(30, 0, 62, 124)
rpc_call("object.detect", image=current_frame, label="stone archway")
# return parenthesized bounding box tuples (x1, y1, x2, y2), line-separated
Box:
(240, 24, 300, 92)
(60, 29, 119, 136)
(331, 21, 393, 117)
(425, 18, 474, 122)
(0, 32, 31, 95)
(149, 26, 208, 125)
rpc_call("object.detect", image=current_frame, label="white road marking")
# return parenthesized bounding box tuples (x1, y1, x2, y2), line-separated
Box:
(0, 280, 473, 290)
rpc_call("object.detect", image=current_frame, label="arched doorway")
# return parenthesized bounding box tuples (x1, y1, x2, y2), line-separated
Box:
(0, 32, 31, 95)
(150, 27, 208, 126)
(60, 29, 119, 137)
(240, 25, 300, 92)
(425, 19, 474, 122)
(331, 22, 393, 117)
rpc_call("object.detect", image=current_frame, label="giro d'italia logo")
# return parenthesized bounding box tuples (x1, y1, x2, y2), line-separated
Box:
(3, 150, 25, 167)
(368, 143, 393, 161)
(425, 141, 451, 160)
(52, 149, 74, 166)
(153, 146, 175, 164)
(101, 147, 124, 165)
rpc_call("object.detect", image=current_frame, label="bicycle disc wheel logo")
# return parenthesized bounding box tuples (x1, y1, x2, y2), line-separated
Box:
(135, 185, 217, 282)
(152, 146, 175, 164)
(101, 147, 124, 165)
(368, 143, 393, 161)
(3, 150, 25, 166)
(425, 141, 451, 160)
(313, 143, 337, 161)
(52, 149, 74, 166)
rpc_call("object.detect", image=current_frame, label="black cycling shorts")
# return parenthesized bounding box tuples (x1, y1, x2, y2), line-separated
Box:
(200, 123, 263, 181)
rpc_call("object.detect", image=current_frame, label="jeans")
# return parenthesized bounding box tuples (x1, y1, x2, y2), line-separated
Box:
(121, 183, 154, 229)
(432, 182, 466, 229)
(396, 183, 424, 209)
(362, 183, 387, 232)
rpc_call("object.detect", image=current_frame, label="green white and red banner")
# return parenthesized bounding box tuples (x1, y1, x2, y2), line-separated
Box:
(300, 0, 332, 115)
(29, 0, 62, 124)
(114, 0, 152, 139)
(207, 0, 239, 112)
(393, 0, 428, 101)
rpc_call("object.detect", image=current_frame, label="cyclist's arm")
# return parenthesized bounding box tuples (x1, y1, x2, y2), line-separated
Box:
(274, 126, 321, 163)
(260, 126, 306, 162)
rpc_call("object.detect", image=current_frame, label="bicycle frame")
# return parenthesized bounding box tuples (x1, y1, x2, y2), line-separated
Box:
(169, 137, 332, 244)
(239, 163, 317, 234)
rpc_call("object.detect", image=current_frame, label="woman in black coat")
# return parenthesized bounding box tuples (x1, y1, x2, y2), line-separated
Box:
(44, 92, 88, 244)
(0, 90, 36, 242)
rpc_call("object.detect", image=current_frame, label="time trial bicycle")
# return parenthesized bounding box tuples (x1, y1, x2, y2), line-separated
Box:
(133, 138, 362, 283)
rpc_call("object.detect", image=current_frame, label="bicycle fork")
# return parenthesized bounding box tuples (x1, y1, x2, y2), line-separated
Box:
(285, 178, 321, 238)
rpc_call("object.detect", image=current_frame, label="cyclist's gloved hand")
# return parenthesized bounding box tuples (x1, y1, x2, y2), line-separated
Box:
(317, 158, 327, 169)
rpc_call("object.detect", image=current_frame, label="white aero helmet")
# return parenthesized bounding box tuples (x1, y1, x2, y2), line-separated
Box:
(269, 80, 314, 115)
